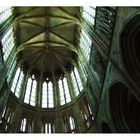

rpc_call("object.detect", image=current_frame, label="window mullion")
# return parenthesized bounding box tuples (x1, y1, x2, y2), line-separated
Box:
(29, 80, 33, 105)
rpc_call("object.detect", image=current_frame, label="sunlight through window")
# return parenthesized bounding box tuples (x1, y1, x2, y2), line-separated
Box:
(0, 7, 12, 24)
(11, 67, 24, 98)
(2, 27, 14, 61)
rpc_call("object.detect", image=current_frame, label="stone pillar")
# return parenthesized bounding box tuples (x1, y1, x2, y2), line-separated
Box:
(52, 71, 60, 109)
(72, 103, 85, 132)
(36, 71, 43, 107)
(31, 71, 43, 133)
(54, 111, 64, 133)
(10, 104, 23, 133)
(52, 71, 63, 132)
(32, 113, 42, 133)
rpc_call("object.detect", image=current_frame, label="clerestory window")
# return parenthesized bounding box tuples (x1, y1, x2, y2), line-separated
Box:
(71, 67, 83, 96)
(59, 77, 71, 106)
(42, 81, 54, 108)
(0, 7, 12, 24)
(83, 6, 96, 25)
(45, 123, 52, 133)
(11, 67, 24, 98)
(79, 29, 92, 61)
(20, 118, 26, 132)
(24, 75, 37, 106)
(1, 27, 15, 61)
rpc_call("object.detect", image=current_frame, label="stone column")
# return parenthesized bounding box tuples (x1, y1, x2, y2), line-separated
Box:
(36, 71, 43, 107)
(10, 104, 23, 133)
(72, 103, 85, 132)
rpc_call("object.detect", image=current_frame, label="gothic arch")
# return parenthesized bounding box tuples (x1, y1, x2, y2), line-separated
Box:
(109, 82, 140, 132)
(121, 14, 140, 87)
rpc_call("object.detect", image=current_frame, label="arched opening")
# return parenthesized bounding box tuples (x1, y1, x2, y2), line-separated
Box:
(121, 14, 140, 87)
(102, 122, 112, 133)
(109, 82, 140, 132)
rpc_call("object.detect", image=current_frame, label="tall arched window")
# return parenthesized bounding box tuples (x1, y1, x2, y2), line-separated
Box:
(48, 81, 54, 108)
(42, 82, 47, 108)
(82, 7, 96, 25)
(1, 27, 14, 61)
(11, 67, 24, 98)
(79, 29, 92, 61)
(45, 123, 52, 133)
(63, 116, 76, 133)
(69, 116, 75, 131)
(24, 75, 37, 106)
(20, 118, 26, 132)
(59, 77, 71, 105)
(71, 67, 83, 96)
(42, 81, 54, 108)
(0, 7, 12, 24)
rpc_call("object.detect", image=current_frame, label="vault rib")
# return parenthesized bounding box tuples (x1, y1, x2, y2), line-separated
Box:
(15, 7, 37, 20)
(52, 49, 77, 67)
(17, 20, 44, 28)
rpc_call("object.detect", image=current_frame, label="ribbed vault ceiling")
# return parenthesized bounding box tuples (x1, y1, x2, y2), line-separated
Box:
(13, 7, 81, 77)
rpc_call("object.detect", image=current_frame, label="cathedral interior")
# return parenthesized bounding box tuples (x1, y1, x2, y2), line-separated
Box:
(0, 6, 140, 133)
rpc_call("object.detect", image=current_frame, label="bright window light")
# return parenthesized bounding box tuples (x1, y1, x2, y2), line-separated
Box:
(59, 77, 71, 106)
(69, 117, 75, 130)
(74, 68, 83, 92)
(42, 82, 48, 108)
(0, 7, 12, 24)
(30, 80, 37, 106)
(42, 81, 54, 108)
(63, 77, 71, 103)
(80, 29, 92, 61)
(83, 7, 96, 25)
(20, 118, 26, 132)
(24, 77, 34, 105)
(59, 79, 65, 105)
(48, 81, 54, 108)
(11, 67, 24, 98)
(71, 68, 83, 96)
(2, 27, 14, 61)
(45, 123, 52, 133)
(71, 70, 79, 96)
